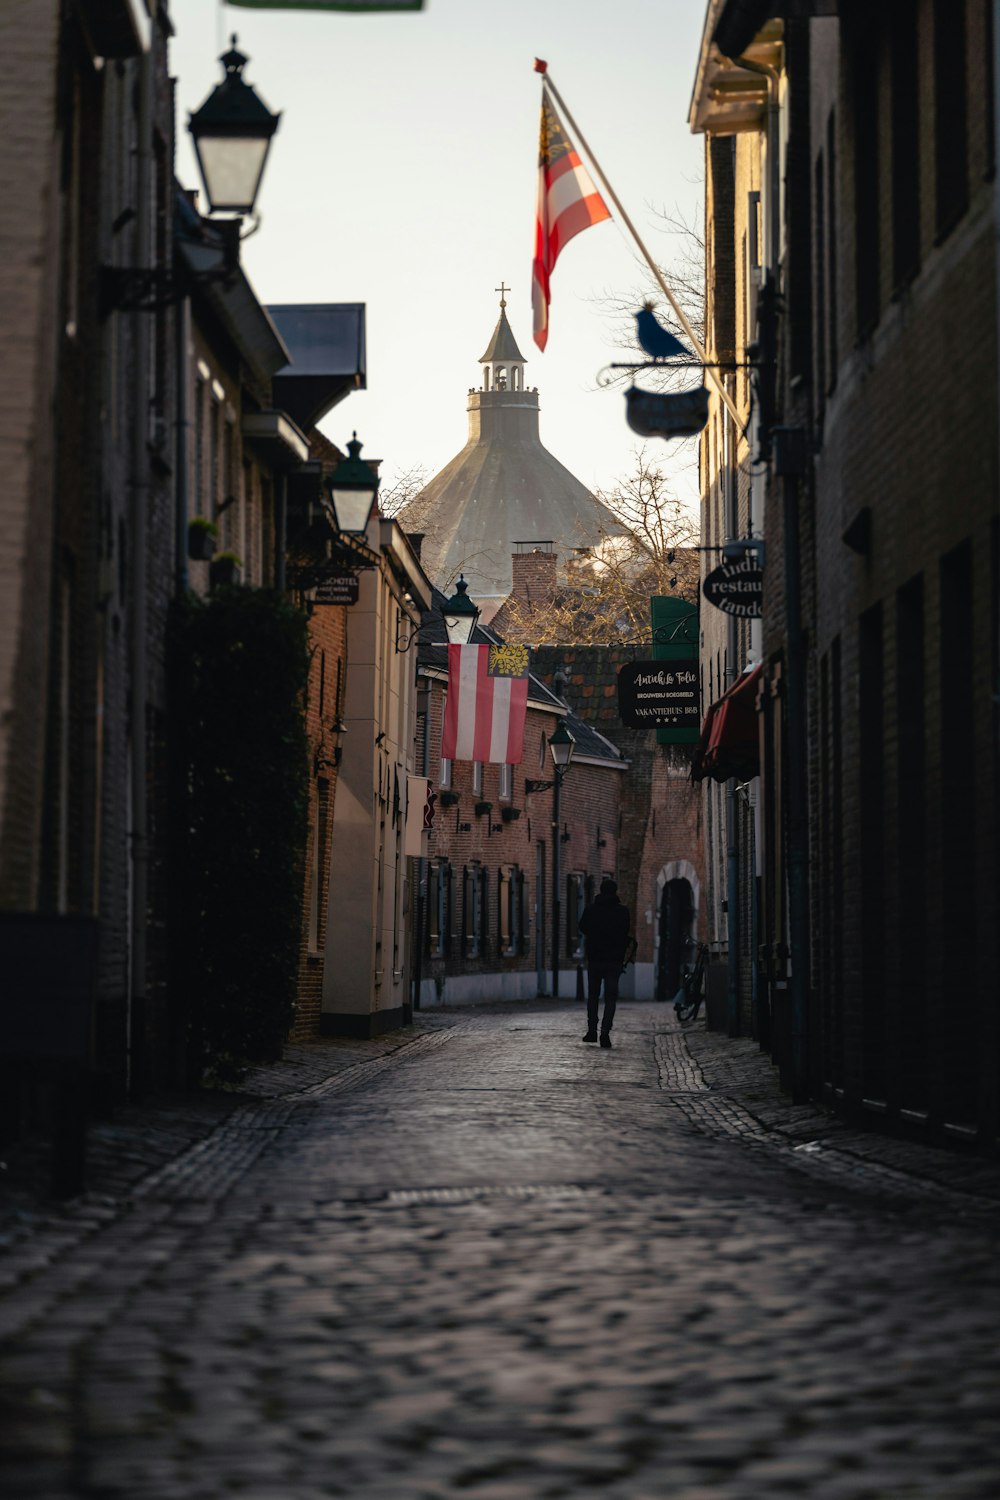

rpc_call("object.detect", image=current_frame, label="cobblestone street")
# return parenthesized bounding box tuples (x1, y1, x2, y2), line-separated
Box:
(3, 1001, 1000, 1499)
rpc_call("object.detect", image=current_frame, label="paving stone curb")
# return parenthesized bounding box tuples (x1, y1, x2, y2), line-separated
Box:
(676, 1017, 1000, 1209)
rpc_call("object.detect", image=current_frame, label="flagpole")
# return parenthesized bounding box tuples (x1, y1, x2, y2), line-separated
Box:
(537, 63, 744, 433)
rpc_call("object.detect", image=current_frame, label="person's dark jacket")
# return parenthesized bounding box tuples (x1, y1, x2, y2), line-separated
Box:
(578, 892, 631, 965)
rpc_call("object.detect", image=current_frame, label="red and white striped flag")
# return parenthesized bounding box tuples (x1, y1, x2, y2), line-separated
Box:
(532, 76, 611, 351)
(442, 645, 529, 765)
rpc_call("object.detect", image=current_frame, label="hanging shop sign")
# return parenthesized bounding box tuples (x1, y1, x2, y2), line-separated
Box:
(618, 661, 700, 730)
(625, 384, 710, 440)
(314, 573, 360, 606)
(650, 596, 700, 745)
(702, 557, 763, 618)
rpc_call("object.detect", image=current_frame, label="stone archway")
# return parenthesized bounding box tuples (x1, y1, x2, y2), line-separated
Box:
(654, 860, 700, 1002)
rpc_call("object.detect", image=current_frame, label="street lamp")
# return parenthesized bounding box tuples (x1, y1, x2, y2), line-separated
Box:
(100, 38, 279, 315)
(326, 434, 380, 536)
(188, 38, 281, 218)
(442, 576, 481, 645)
(548, 721, 576, 999)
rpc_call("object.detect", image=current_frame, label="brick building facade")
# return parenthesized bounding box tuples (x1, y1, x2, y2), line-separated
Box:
(412, 594, 627, 1008)
(0, 1, 180, 1106)
(490, 552, 706, 1004)
(692, 0, 1000, 1148)
(0, 1, 390, 1178)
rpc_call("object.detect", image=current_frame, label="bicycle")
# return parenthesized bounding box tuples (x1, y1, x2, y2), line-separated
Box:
(673, 942, 709, 1023)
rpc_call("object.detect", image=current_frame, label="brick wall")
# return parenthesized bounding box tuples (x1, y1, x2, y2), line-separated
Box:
(0, 0, 62, 906)
(510, 548, 558, 603)
(415, 667, 625, 1004)
(752, 1, 1000, 1143)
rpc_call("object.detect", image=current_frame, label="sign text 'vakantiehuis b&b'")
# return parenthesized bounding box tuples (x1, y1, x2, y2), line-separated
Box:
(617, 661, 700, 729)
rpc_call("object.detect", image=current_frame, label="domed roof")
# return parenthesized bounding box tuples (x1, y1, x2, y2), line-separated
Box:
(401, 292, 621, 604)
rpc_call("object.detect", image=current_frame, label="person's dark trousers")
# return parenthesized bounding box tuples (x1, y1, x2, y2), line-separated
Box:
(587, 962, 621, 1037)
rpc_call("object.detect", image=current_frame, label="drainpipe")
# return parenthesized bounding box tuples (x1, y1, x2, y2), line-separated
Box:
(724, 48, 781, 1050)
(174, 297, 190, 597)
(551, 765, 562, 999)
(127, 43, 153, 1095)
(995, 0, 1000, 766)
(775, 427, 810, 1100)
(724, 396, 740, 1036)
(412, 684, 429, 1012)
(275, 473, 287, 591)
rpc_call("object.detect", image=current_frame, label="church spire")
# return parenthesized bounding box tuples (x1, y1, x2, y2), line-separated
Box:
(479, 282, 527, 392)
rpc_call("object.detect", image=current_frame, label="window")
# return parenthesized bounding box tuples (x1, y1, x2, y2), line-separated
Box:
(859, 602, 886, 1100)
(462, 863, 487, 958)
(826, 109, 839, 387)
(814, 149, 827, 407)
(427, 860, 452, 957)
(986, 0, 996, 180)
(194, 376, 206, 516)
(472, 761, 483, 796)
(890, 0, 920, 289)
(939, 541, 975, 1121)
(566, 872, 589, 959)
(498, 864, 524, 957)
(896, 575, 926, 1108)
(220, 416, 237, 551)
(210, 392, 223, 519)
(499, 763, 512, 801)
(934, 0, 969, 237)
(853, 34, 881, 338)
(439, 756, 452, 790)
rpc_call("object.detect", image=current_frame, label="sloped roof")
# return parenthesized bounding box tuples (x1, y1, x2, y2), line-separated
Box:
(478, 305, 527, 364)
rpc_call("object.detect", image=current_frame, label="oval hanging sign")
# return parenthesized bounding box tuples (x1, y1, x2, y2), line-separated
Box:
(702, 559, 763, 618)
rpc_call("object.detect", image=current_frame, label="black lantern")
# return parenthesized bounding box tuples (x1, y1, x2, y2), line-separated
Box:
(327, 434, 380, 536)
(548, 720, 576, 772)
(188, 38, 280, 216)
(442, 575, 481, 645)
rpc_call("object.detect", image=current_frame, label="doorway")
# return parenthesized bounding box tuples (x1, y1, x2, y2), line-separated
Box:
(657, 877, 695, 1001)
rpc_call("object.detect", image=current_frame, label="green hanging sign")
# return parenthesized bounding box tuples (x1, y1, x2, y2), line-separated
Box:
(649, 595, 699, 745)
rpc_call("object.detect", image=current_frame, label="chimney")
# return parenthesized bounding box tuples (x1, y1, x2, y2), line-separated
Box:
(510, 544, 558, 603)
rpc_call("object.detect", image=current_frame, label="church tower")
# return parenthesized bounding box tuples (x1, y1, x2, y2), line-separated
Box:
(401, 288, 620, 614)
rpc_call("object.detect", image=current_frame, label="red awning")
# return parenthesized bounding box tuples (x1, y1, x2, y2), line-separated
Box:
(691, 664, 762, 783)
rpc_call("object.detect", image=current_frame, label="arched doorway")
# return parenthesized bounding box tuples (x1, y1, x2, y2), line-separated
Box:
(654, 859, 700, 1002)
(657, 879, 695, 1000)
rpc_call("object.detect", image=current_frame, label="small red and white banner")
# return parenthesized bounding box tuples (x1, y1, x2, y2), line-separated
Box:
(441, 644, 529, 764)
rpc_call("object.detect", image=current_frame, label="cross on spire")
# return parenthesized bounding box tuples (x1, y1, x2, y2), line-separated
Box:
(495, 281, 510, 309)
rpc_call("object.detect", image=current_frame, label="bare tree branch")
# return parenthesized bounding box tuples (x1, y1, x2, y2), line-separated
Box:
(492, 449, 699, 646)
(378, 464, 429, 520)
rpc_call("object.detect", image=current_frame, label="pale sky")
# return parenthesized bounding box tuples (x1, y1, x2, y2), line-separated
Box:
(168, 0, 708, 504)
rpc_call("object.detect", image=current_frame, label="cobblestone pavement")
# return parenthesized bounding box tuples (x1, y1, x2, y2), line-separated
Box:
(2, 1001, 1000, 1499)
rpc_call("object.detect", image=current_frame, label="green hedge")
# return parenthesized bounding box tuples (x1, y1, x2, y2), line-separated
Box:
(169, 587, 310, 1080)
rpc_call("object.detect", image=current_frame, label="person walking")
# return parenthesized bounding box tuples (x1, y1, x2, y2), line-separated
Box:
(579, 878, 631, 1049)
